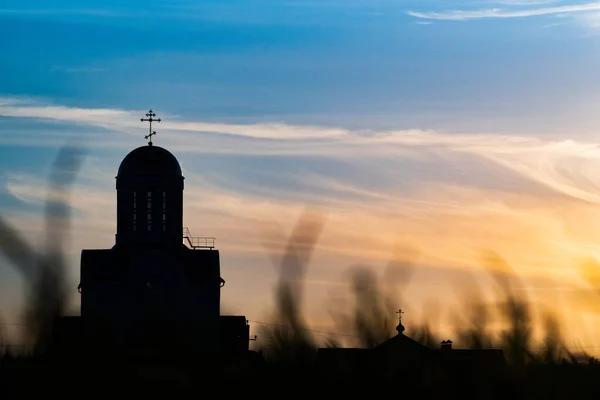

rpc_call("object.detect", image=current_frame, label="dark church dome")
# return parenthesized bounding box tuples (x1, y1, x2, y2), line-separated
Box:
(117, 145, 182, 177)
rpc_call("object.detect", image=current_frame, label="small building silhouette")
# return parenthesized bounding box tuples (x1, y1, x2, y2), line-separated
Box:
(317, 322, 507, 393)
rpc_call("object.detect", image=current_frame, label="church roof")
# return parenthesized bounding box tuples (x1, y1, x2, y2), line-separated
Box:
(372, 331, 430, 354)
(117, 144, 182, 178)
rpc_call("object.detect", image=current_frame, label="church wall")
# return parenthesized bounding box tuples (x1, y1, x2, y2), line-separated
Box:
(80, 247, 222, 348)
(182, 249, 222, 320)
(80, 249, 128, 344)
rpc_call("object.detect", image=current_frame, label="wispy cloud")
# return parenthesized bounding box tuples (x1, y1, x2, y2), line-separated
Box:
(4, 97, 600, 211)
(570, 10, 600, 29)
(407, 2, 600, 21)
(0, 98, 348, 141)
(4, 97, 600, 206)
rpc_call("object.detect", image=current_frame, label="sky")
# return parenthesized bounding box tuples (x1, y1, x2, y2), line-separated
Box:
(3, 0, 600, 350)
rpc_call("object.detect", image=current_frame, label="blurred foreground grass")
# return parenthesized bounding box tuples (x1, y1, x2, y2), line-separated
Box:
(0, 146, 600, 397)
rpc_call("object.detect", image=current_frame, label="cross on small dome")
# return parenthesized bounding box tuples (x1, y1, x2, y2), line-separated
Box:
(140, 109, 161, 146)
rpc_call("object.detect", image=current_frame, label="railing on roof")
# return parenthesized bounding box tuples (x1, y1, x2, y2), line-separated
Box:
(183, 227, 216, 250)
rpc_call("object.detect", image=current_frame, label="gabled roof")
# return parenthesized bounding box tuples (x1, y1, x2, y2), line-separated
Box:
(372, 333, 430, 354)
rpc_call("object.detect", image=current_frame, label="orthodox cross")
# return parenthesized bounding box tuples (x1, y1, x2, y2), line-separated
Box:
(141, 109, 161, 146)
(396, 309, 404, 324)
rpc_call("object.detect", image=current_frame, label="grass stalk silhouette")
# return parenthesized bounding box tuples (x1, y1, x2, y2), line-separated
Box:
(2, 147, 600, 397)
(258, 209, 324, 363)
(0, 144, 85, 355)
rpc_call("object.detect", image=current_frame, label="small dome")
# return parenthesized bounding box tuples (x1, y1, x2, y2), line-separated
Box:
(117, 145, 182, 178)
(396, 322, 405, 334)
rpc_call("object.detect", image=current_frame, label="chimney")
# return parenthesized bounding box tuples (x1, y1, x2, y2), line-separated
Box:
(440, 340, 453, 350)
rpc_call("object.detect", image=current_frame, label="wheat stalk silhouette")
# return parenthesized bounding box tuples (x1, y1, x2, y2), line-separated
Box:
(0, 144, 86, 354)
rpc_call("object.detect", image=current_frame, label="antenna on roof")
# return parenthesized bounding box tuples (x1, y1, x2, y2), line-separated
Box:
(141, 109, 161, 146)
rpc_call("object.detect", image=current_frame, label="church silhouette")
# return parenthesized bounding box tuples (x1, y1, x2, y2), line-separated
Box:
(57, 110, 251, 357)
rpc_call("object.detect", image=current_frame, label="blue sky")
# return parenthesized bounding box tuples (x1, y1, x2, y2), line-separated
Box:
(2, 0, 599, 126)
(4, 0, 600, 347)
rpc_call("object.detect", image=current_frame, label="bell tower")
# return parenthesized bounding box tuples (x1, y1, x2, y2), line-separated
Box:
(115, 110, 184, 248)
